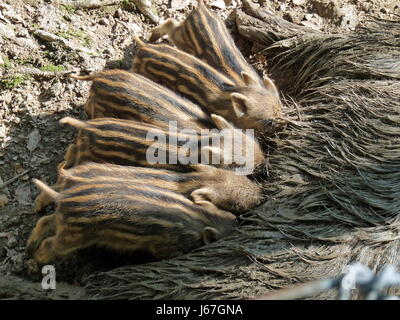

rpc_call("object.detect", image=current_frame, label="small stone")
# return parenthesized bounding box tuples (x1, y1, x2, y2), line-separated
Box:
(210, 0, 226, 10)
(126, 22, 142, 34)
(99, 17, 108, 25)
(15, 27, 29, 38)
(15, 37, 39, 50)
(171, 0, 191, 10)
(114, 8, 123, 19)
(50, 82, 63, 97)
(34, 29, 64, 42)
(0, 3, 10, 10)
(15, 183, 32, 206)
(361, 2, 372, 12)
(7, 235, 17, 248)
(304, 13, 314, 21)
(339, 8, 357, 30)
(27, 129, 41, 152)
(63, 15, 72, 22)
(3, 8, 23, 23)
(0, 22, 16, 40)
(301, 21, 322, 30)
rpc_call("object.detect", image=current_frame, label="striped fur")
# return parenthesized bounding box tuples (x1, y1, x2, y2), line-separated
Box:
(59, 116, 265, 172)
(71, 69, 214, 130)
(149, 0, 262, 87)
(132, 39, 286, 136)
(34, 162, 263, 215)
(28, 178, 237, 264)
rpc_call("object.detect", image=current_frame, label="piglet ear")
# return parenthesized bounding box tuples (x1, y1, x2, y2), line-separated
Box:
(241, 71, 258, 87)
(63, 144, 78, 168)
(134, 35, 145, 47)
(202, 226, 219, 245)
(263, 76, 277, 90)
(211, 114, 233, 130)
(230, 93, 249, 118)
(191, 187, 214, 204)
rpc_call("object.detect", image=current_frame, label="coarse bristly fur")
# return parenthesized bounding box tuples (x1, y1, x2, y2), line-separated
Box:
(70, 69, 215, 130)
(28, 178, 237, 264)
(148, 0, 287, 138)
(132, 37, 286, 137)
(149, 0, 263, 87)
(57, 116, 265, 172)
(34, 162, 263, 215)
(81, 11, 400, 300)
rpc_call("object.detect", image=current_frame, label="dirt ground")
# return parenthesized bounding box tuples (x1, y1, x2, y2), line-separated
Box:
(0, 0, 399, 296)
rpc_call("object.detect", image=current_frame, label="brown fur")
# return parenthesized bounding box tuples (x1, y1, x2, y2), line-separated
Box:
(70, 69, 215, 130)
(59, 116, 265, 172)
(35, 162, 264, 215)
(149, 0, 261, 86)
(28, 178, 237, 264)
(132, 37, 286, 136)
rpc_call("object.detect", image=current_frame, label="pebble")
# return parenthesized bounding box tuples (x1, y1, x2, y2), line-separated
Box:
(15, 183, 32, 206)
(210, 0, 226, 10)
(292, 0, 307, 5)
(126, 22, 143, 34)
(7, 235, 17, 248)
(27, 129, 41, 152)
(114, 8, 123, 19)
(301, 21, 322, 30)
(15, 37, 39, 50)
(304, 13, 314, 21)
(0, 22, 16, 40)
(340, 9, 357, 30)
(171, 0, 191, 10)
(3, 8, 23, 23)
(99, 17, 108, 25)
(33, 29, 63, 42)
(50, 82, 64, 97)
(0, 4, 11, 10)
(15, 27, 29, 38)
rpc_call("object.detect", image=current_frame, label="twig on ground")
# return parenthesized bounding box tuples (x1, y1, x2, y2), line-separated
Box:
(33, 30, 95, 54)
(0, 170, 31, 190)
(17, 67, 79, 78)
(54, 0, 159, 23)
(55, 0, 124, 9)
